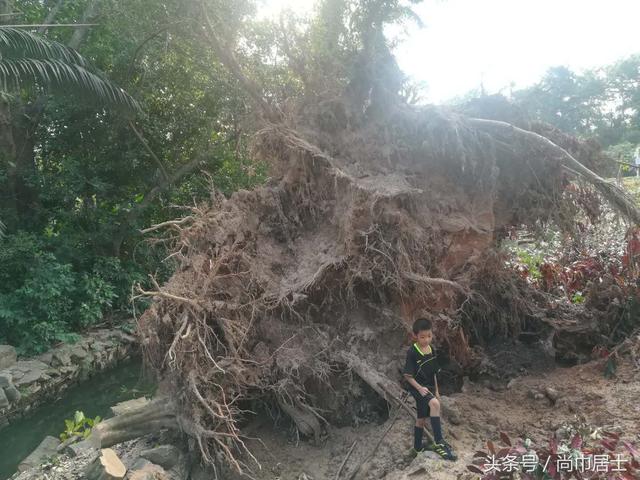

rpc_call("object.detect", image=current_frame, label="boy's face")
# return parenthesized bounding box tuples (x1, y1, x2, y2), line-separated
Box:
(415, 329, 433, 348)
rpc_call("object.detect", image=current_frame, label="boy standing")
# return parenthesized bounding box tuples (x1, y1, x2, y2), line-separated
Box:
(403, 318, 457, 460)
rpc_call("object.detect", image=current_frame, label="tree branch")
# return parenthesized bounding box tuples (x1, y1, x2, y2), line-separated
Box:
(37, 0, 64, 35)
(111, 154, 206, 254)
(199, 1, 280, 122)
(469, 118, 640, 225)
(129, 120, 169, 181)
(68, 0, 100, 50)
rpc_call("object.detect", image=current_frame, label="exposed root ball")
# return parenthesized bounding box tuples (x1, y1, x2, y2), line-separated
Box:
(137, 96, 636, 475)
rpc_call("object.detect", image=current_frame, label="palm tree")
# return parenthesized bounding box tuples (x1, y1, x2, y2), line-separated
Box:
(0, 26, 138, 110)
(0, 26, 139, 233)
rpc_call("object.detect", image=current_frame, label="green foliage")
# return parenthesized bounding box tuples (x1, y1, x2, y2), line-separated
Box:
(0, 232, 143, 353)
(512, 56, 640, 179)
(0, 27, 139, 111)
(570, 292, 585, 304)
(516, 249, 545, 281)
(0, 0, 431, 356)
(59, 411, 101, 442)
(0, 0, 271, 354)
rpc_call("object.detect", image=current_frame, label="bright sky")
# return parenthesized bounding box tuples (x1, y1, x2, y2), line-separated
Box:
(259, 0, 640, 104)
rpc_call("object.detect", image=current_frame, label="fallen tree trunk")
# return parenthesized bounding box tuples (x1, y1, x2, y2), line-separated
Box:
(89, 398, 178, 448)
(469, 118, 640, 225)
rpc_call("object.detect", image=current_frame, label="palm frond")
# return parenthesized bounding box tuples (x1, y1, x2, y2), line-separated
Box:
(0, 58, 140, 111)
(0, 27, 87, 65)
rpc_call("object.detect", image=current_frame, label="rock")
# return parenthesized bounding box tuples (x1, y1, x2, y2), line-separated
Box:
(14, 360, 48, 373)
(66, 439, 97, 458)
(0, 388, 9, 408)
(139, 445, 181, 470)
(110, 397, 150, 416)
(14, 368, 45, 387)
(109, 331, 137, 345)
(555, 425, 571, 440)
(129, 458, 152, 471)
(70, 345, 89, 361)
(60, 364, 79, 375)
(24, 383, 42, 395)
(441, 398, 462, 425)
(534, 393, 545, 401)
(544, 387, 561, 402)
(0, 346, 17, 369)
(419, 451, 443, 461)
(17, 435, 60, 472)
(85, 448, 127, 480)
(4, 384, 21, 403)
(51, 349, 72, 368)
(36, 352, 53, 366)
(188, 461, 220, 480)
(129, 463, 169, 480)
(506, 378, 518, 389)
(0, 372, 12, 388)
(460, 376, 472, 393)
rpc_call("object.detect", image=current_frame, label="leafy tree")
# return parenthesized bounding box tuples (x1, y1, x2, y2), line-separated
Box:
(0, 0, 267, 353)
(0, 0, 429, 353)
(513, 56, 640, 148)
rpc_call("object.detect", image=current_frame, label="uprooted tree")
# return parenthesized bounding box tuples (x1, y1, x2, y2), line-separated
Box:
(105, 1, 640, 476)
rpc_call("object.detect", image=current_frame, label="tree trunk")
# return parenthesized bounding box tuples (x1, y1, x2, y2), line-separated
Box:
(89, 397, 178, 448)
(68, 0, 101, 50)
(469, 118, 640, 225)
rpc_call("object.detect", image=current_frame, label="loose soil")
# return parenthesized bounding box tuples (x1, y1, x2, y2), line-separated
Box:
(234, 350, 640, 480)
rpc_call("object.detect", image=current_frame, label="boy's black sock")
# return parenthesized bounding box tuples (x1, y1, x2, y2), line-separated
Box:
(430, 416, 443, 444)
(414, 426, 424, 450)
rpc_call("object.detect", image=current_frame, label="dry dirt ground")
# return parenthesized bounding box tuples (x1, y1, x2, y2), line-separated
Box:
(237, 354, 640, 480)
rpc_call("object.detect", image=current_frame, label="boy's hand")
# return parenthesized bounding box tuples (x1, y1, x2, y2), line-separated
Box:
(418, 386, 431, 397)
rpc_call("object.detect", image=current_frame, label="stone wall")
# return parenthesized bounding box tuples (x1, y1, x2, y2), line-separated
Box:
(0, 326, 138, 429)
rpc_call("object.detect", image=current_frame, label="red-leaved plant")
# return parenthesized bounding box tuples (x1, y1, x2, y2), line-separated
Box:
(467, 430, 640, 479)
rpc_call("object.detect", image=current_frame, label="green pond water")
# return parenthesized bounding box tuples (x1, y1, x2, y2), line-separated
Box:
(0, 358, 152, 480)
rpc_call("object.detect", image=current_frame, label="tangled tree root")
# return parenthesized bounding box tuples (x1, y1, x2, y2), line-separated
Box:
(136, 91, 639, 476)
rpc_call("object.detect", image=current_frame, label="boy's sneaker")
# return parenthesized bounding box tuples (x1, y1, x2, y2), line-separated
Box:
(432, 442, 457, 461)
(408, 446, 427, 458)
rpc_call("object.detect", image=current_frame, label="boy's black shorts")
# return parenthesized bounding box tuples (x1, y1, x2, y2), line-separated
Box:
(406, 384, 435, 418)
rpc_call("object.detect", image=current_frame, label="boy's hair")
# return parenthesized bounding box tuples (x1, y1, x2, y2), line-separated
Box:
(412, 317, 432, 334)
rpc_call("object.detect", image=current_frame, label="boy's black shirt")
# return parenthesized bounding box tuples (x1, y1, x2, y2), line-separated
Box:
(403, 343, 440, 390)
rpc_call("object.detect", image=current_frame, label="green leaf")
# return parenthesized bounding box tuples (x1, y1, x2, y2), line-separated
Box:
(0, 28, 86, 64)
(0, 58, 139, 111)
(64, 419, 74, 432)
(74, 410, 85, 425)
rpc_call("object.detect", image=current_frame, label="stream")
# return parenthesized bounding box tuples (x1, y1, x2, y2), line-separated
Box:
(0, 358, 152, 480)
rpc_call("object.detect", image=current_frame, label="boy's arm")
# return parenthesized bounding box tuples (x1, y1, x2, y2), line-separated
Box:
(404, 374, 431, 395)
(434, 373, 440, 399)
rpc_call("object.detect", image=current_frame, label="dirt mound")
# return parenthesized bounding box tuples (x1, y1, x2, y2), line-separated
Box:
(136, 86, 639, 476)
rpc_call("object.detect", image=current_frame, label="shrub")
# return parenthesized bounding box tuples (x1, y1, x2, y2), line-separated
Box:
(0, 233, 140, 354)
